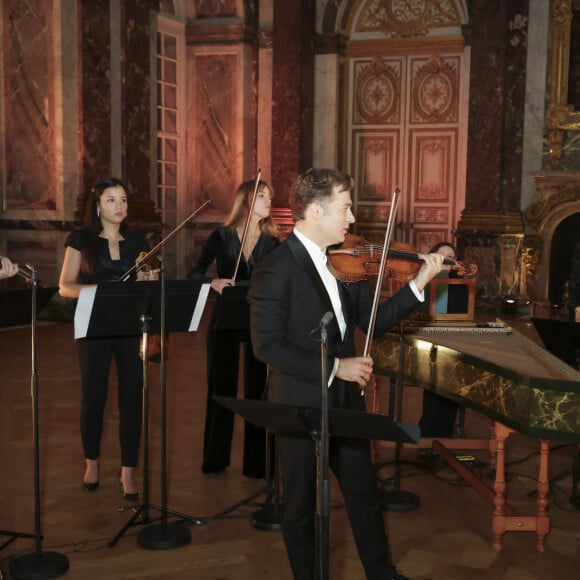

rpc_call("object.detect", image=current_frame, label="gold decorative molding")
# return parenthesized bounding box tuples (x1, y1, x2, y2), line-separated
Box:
(546, 0, 580, 168)
(521, 235, 543, 276)
(356, 0, 460, 38)
(456, 211, 524, 234)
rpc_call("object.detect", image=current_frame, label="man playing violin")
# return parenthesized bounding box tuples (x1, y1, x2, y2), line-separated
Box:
(248, 168, 444, 580)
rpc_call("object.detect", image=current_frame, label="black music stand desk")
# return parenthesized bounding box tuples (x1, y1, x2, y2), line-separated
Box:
(0, 287, 57, 328)
(213, 282, 250, 333)
(215, 397, 420, 443)
(74, 280, 210, 338)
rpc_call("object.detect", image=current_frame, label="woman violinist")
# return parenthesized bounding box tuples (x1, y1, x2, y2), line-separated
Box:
(188, 179, 280, 478)
(59, 177, 156, 500)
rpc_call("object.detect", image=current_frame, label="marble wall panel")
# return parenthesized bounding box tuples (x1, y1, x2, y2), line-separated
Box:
(79, 0, 111, 197)
(122, 0, 156, 201)
(465, 1, 508, 212)
(3, 0, 55, 211)
(192, 53, 238, 213)
(271, 0, 315, 195)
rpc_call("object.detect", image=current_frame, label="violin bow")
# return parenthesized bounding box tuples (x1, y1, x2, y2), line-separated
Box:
(231, 169, 261, 282)
(362, 187, 401, 358)
(119, 199, 213, 282)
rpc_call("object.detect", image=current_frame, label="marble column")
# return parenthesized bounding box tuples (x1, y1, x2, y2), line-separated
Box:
(457, 0, 530, 299)
(121, 0, 159, 229)
(79, 0, 112, 204)
(271, 0, 315, 196)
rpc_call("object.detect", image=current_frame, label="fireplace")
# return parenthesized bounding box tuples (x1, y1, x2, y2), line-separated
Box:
(524, 172, 580, 308)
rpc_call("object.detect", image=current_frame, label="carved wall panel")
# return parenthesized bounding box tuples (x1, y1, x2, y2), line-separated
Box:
(410, 130, 455, 203)
(415, 229, 450, 251)
(195, 0, 238, 18)
(352, 58, 402, 125)
(353, 130, 400, 203)
(410, 55, 459, 124)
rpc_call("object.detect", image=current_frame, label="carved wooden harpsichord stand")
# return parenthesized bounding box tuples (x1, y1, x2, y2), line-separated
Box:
(372, 322, 580, 552)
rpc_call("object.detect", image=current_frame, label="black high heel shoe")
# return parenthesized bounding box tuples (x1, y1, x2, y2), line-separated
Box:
(82, 480, 99, 492)
(119, 469, 139, 502)
(83, 461, 99, 492)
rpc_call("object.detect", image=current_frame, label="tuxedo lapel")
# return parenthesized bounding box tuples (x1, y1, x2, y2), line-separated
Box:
(337, 281, 352, 334)
(286, 233, 335, 315)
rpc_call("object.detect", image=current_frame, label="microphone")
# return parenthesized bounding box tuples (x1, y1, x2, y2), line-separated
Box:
(319, 311, 334, 328)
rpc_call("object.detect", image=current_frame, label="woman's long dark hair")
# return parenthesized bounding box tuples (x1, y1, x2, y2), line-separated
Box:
(80, 178, 129, 275)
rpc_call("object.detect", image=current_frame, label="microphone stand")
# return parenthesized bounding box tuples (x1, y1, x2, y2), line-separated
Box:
(9, 267, 69, 579)
(315, 313, 332, 580)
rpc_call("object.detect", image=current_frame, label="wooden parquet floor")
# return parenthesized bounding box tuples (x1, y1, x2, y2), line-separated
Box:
(1, 310, 580, 579)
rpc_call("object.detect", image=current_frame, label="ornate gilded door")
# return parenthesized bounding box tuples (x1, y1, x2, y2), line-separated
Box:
(345, 0, 469, 253)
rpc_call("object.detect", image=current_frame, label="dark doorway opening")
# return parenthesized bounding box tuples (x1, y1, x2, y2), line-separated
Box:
(549, 212, 580, 307)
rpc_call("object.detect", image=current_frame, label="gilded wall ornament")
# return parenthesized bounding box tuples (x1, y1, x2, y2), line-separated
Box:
(354, 58, 400, 124)
(357, 0, 460, 38)
(412, 56, 458, 123)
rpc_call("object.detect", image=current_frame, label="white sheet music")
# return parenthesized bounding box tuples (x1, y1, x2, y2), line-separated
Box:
(74, 285, 98, 339)
(189, 283, 210, 331)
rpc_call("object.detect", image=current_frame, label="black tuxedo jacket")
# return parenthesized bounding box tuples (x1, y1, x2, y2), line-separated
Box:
(248, 232, 420, 411)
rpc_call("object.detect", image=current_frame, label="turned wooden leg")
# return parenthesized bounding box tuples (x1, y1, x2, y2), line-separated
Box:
(535, 440, 550, 552)
(492, 423, 510, 551)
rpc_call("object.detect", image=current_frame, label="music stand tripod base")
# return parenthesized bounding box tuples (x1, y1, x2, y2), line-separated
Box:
(251, 503, 283, 532)
(9, 551, 70, 580)
(381, 490, 420, 512)
(137, 521, 191, 550)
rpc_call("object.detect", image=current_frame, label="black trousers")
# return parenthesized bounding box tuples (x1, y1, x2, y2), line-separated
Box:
(202, 312, 267, 478)
(418, 390, 459, 438)
(76, 336, 143, 467)
(277, 433, 395, 580)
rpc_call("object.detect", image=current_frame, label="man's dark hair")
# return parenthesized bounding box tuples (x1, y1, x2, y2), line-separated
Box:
(289, 168, 354, 221)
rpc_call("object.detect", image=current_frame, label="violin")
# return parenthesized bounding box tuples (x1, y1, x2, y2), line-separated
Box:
(328, 234, 477, 283)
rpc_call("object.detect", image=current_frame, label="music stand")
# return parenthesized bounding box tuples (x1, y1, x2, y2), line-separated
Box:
(74, 279, 210, 549)
(0, 287, 57, 328)
(209, 282, 282, 531)
(3, 275, 69, 579)
(213, 283, 250, 333)
(215, 396, 419, 579)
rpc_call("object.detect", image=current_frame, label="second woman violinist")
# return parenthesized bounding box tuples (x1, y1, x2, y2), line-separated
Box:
(188, 179, 280, 478)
